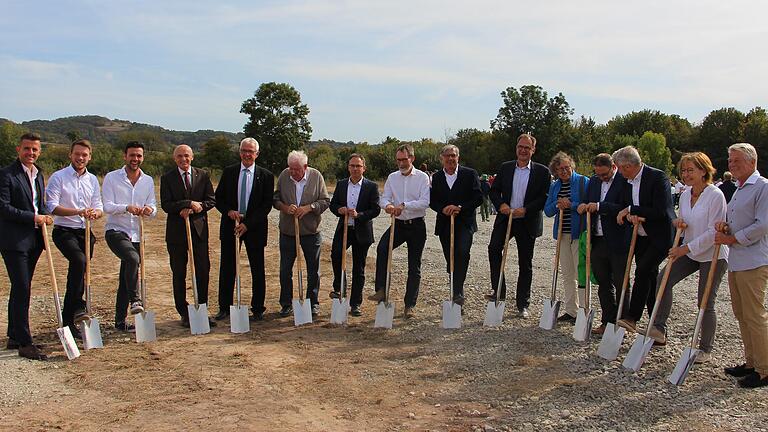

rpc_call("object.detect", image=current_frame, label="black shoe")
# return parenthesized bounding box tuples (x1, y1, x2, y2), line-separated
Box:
(6, 339, 44, 350)
(739, 371, 768, 388)
(483, 292, 497, 302)
(311, 304, 320, 316)
(725, 363, 755, 378)
(115, 322, 136, 332)
(250, 312, 265, 322)
(557, 314, 577, 324)
(68, 325, 83, 340)
(279, 305, 293, 317)
(452, 296, 465, 306)
(329, 291, 340, 299)
(208, 318, 217, 328)
(214, 310, 230, 321)
(18, 345, 47, 361)
(181, 316, 190, 328)
(350, 306, 362, 317)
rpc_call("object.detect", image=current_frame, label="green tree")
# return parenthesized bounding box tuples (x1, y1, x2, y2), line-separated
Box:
(241, 82, 312, 174)
(697, 107, 745, 174)
(606, 110, 694, 162)
(88, 143, 123, 176)
(197, 135, 239, 172)
(0, 121, 25, 166)
(739, 107, 768, 174)
(637, 131, 673, 175)
(308, 143, 343, 181)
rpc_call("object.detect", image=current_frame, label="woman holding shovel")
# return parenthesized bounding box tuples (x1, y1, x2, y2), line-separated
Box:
(645, 152, 728, 364)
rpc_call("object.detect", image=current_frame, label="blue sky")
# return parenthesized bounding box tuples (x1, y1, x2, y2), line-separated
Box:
(1, 1, 766, 144)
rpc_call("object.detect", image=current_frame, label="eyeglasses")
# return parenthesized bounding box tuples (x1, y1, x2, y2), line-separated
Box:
(396, 158, 410, 162)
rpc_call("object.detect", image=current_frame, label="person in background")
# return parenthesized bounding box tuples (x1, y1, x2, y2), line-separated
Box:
(479, 174, 491, 222)
(719, 171, 737, 203)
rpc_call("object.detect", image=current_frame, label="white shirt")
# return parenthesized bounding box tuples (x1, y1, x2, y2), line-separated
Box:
(626, 164, 648, 236)
(678, 184, 729, 262)
(21, 163, 40, 214)
(45, 165, 103, 229)
(380, 167, 430, 220)
(444, 167, 458, 190)
(346, 177, 363, 226)
(102, 167, 157, 242)
(511, 160, 531, 218)
(237, 163, 254, 213)
(292, 170, 309, 206)
(596, 171, 616, 236)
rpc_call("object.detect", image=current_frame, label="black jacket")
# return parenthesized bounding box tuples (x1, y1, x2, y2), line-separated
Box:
(0, 159, 49, 252)
(621, 164, 676, 251)
(429, 165, 483, 236)
(215, 163, 274, 247)
(160, 166, 216, 244)
(489, 160, 551, 237)
(585, 172, 630, 252)
(329, 177, 381, 246)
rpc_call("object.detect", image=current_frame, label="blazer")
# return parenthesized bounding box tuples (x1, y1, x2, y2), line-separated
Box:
(544, 171, 589, 240)
(273, 167, 330, 236)
(160, 166, 216, 245)
(429, 165, 483, 236)
(329, 177, 381, 246)
(585, 171, 630, 252)
(489, 160, 551, 237)
(622, 164, 676, 251)
(215, 163, 274, 247)
(0, 159, 49, 252)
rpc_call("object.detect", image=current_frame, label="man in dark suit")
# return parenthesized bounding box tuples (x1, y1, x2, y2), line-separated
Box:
(614, 146, 675, 332)
(0, 132, 52, 360)
(215, 138, 274, 321)
(160, 144, 217, 327)
(487, 133, 551, 317)
(577, 153, 630, 334)
(329, 154, 380, 316)
(430, 144, 482, 306)
(719, 171, 737, 203)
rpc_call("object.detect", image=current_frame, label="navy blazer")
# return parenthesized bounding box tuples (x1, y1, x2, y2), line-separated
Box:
(585, 172, 630, 252)
(0, 159, 49, 252)
(429, 165, 483, 236)
(329, 177, 380, 246)
(489, 160, 551, 238)
(215, 163, 274, 247)
(621, 164, 676, 251)
(160, 166, 216, 244)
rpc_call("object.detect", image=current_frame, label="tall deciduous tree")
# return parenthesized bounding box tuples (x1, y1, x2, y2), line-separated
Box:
(637, 131, 673, 175)
(0, 121, 25, 166)
(241, 82, 312, 173)
(739, 107, 768, 174)
(198, 135, 239, 172)
(697, 107, 745, 174)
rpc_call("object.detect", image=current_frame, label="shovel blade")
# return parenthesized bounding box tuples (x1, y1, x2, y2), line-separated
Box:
(292, 299, 313, 326)
(623, 335, 655, 371)
(81, 318, 103, 350)
(539, 299, 561, 330)
(441, 301, 462, 329)
(229, 305, 250, 334)
(135, 310, 157, 343)
(572, 308, 595, 342)
(187, 303, 211, 335)
(57, 326, 81, 360)
(483, 301, 505, 327)
(668, 347, 700, 386)
(330, 298, 350, 325)
(374, 302, 395, 329)
(597, 323, 625, 361)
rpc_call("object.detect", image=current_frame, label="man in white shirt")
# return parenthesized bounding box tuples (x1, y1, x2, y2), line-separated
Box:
(45, 139, 103, 338)
(368, 144, 431, 318)
(102, 141, 157, 331)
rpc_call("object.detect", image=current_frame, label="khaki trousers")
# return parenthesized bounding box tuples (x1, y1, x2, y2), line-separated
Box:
(729, 265, 768, 376)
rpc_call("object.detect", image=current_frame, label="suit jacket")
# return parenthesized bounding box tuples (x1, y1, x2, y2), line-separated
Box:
(160, 166, 216, 245)
(719, 180, 737, 203)
(215, 163, 274, 247)
(622, 164, 676, 251)
(585, 172, 630, 252)
(429, 165, 483, 236)
(329, 177, 381, 246)
(489, 160, 551, 237)
(0, 159, 49, 252)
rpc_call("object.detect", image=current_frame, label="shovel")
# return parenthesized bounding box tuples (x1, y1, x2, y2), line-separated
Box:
(483, 211, 512, 327)
(185, 217, 210, 335)
(330, 213, 351, 325)
(540, 208, 564, 330)
(135, 216, 157, 343)
(442, 214, 462, 329)
(374, 214, 396, 329)
(597, 220, 641, 360)
(669, 243, 722, 385)
(41, 223, 81, 360)
(292, 216, 312, 326)
(623, 225, 685, 371)
(80, 219, 103, 350)
(230, 219, 250, 334)
(573, 211, 595, 341)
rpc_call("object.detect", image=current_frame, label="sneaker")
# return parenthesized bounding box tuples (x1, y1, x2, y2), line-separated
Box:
(725, 363, 755, 378)
(130, 301, 144, 315)
(591, 324, 606, 335)
(557, 313, 577, 324)
(739, 371, 768, 388)
(114, 322, 136, 332)
(368, 290, 386, 303)
(403, 307, 414, 319)
(350, 306, 362, 317)
(311, 304, 320, 316)
(647, 326, 666, 346)
(694, 351, 711, 364)
(329, 291, 341, 299)
(279, 305, 293, 317)
(518, 308, 530, 319)
(617, 319, 637, 333)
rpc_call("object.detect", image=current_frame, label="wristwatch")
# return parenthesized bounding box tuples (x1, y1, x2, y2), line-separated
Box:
(310, 203, 317, 210)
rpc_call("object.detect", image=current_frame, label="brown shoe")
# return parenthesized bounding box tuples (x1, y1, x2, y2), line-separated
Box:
(617, 319, 637, 333)
(18, 345, 47, 361)
(591, 324, 606, 335)
(367, 290, 386, 302)
(403, 307, 414, 319)
(647, 326, 666, 345)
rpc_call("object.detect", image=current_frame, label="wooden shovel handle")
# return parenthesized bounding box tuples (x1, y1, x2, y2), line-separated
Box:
(644, 226, 685, 337)
(341, 213, 348, 274)
(585, 211, 591, 310)
(294, 216, 304, 301)
(551, 207, 565, 300)
(41, 223, 64, 328)
(495, 211, 514, 301)
(185, 216, 199, 306)
(85, 219, 91, 313)
(616, 221, 641, 323)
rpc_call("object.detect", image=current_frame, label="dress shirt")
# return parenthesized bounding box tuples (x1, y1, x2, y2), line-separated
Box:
(102, 166, 157, 242)
(678, 184, 729, 262)
(380, 168, 430, 220)
(727, 170, 768, 271)
(237, 163, 254, 213)
(178, 167, 191, 190)
(21, 163, 40, 214)
(292, 170, 309, 206)
(511, 160, 531, 218)
(346, 177, 363, 226)
(444, 167, 458, 190)
(45, 165, 103, 229)
(626, 164, 648, 236)
(596, 171, 616, 236)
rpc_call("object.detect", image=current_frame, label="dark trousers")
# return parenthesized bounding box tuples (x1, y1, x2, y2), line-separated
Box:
(218, 239, 266, 314)
(488, 218, 536, 311)
(591, 236, 629, 325)
(279, 232, 322, 307)
(2, 247, 43, 346)
(167, 233, 210, 319)
(330, 225, 371, 308)
(52, 227, 95, 327)
(438, 226, 473, 300)
(628, 236, 666, 322)
(374, 218, 427, 308)
(105, 230, 141, 325)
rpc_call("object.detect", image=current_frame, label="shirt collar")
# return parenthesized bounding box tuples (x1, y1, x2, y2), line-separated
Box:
(349, 176, 364, 185)
(240, 163, 254, 173)
(67, 164, 89, 178)
(291, 169, 308, 184)
(443, 165, 459, 176)
(604, 170, 617, 185)
(178, 166, 191, 177)
(121, 166, 145, 179)
(740, 170, 761, 188)
(627, 164, 645, 184)
(20, 162, 38, 178)
(516, 160, 532, 170)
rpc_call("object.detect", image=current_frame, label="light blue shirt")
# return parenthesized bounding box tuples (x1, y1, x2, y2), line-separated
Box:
(510, 160, 531, 218)
(727, 170, 768, 272)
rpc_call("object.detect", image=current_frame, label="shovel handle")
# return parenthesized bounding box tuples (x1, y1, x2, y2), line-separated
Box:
(449, 214, 455, 293)
(341, 213, 348, 297)
(644, 226, 685, 337)
(139, 216, 147, 306)
(616, 221, 641, 323)
(185, 216, 199, 306)
(385, 213, 396, 303)
(585, 211, 591, 310)
(551, 207, 565, 300)
(41, 223, 65, 328)
(234, 219, 242, 306)
(294, 216, 304, 301)
(495, 211, 515, 302)
(85, 219, 92, 314)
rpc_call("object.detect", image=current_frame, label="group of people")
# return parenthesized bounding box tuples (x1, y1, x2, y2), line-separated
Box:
(2, 132, 767, 390)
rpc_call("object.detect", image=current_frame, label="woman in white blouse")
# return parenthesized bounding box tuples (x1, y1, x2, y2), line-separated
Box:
(647, 152, 729, 363)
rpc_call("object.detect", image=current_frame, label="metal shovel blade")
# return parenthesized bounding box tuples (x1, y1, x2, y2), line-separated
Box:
(135, 311, 157, 343)
(539, 299, 561, 330)
(229, 305, 250, 334)
(374, 302, 395, 329)
(483, 301, 505, 327)
(668, 347, 700, 386)
(81, 318, 103, 350)
(442, 301, 462, 329)
(623, 334, 655, 371)
(187, 303, 211, 335)
(572, 308, 595, 342)
(57, 326, 81, 360)
(597, 323, 625, 361)
(292, 299, 313, 326)
(330, 298, 350, 325)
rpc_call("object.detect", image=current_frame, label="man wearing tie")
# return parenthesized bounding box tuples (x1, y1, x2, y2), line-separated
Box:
(215, 138, 274, 321)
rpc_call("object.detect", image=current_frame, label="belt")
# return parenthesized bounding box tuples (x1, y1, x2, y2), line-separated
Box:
(53, 225, 86, 232)
(395, 217, 423, 225)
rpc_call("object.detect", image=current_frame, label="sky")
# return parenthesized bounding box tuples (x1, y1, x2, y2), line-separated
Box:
(1, 1, 767, 144)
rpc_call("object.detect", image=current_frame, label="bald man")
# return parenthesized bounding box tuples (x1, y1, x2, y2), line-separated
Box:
(160, 144, 216, 327)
